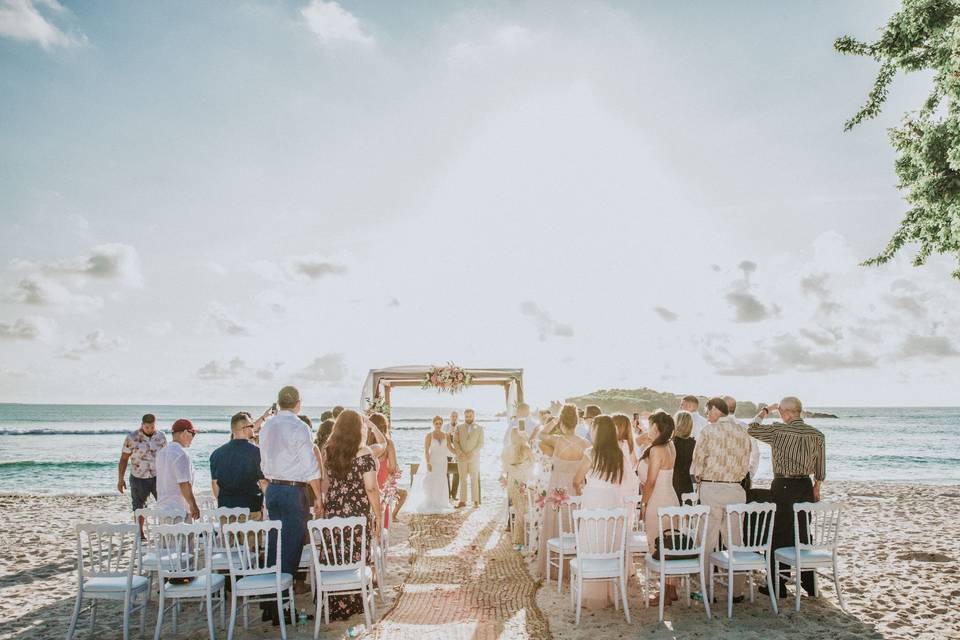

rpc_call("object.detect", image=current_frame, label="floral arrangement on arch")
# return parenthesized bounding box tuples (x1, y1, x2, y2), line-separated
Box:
(365, 395, 391, 418)
(421, 362, 473, 394)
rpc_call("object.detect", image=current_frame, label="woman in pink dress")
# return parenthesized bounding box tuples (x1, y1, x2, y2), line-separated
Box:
(367, 412, 404, 527)
(638, 411, 679, 606)
(573, 415, 631, 609)
(536, 403, 591, 579)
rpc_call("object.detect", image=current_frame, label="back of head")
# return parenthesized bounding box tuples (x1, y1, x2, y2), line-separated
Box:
(325, 409, 363, 480)
(706, 396, 730, 416)
(278, 385, 300, 410)
(298, 414, 313, 429)
(642, 412, 675, 460)
(559, 403, 579, 433)
(230, 411, 250, 434)
(590, 415, 623, 484)
(584, 404, 602, 420)
(723, 395, 738, 415)
(315, 419, 335, 449)
(320, 410, 334, 422)
(681, 394, 699, 410)
(332, 405, 345, 418)
(673, 411, 694, 439)
(368, 412, 389, 434)
(780, 396, 803, 417)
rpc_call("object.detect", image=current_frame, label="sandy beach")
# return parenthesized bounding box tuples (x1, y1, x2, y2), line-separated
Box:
(2, 481, 958, 640)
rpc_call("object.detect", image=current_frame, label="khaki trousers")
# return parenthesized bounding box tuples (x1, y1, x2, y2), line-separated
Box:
(457, 457, 481, 504)
(699, 481, 746, 596)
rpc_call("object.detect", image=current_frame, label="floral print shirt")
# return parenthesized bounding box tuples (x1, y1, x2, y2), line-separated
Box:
(121, 429, 167, 479)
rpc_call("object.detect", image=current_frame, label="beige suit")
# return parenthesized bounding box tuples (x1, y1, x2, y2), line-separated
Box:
(452, 422, 484, 504)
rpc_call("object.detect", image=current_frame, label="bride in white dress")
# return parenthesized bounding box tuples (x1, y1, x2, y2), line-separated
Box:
(408, 415, 454, 514)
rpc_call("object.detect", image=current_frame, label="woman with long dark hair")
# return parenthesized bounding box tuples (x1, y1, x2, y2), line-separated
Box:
(611, 412, 639, 483)
(318, 409, 382, 620)
(573, 415, 632, 610)
(639, 410, 679, 606)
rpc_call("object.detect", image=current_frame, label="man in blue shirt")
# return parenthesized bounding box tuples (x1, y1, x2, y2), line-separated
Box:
(210, 412, 267, 517)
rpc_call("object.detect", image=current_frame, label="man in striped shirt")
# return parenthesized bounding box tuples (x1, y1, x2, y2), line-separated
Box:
(749, 396, 825, 599)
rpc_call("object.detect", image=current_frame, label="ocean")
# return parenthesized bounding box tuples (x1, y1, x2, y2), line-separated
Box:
(0, 404, 957, 495)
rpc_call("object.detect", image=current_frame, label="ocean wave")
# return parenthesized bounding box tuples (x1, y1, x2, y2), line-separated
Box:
(0, 427, 232, 436)
(0, 460, 116, 470)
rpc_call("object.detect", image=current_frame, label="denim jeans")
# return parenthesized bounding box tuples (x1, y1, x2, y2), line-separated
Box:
(265, 483, 308, 576)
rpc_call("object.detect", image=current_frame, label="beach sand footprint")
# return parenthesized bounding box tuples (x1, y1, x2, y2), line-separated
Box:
(896, 551, 954, 563)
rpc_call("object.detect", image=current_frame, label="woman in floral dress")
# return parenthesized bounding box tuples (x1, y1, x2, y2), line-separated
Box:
(320, 410, 382, 620)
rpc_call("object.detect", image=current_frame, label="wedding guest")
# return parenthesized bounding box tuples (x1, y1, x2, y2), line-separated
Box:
(249, 406, 274, 446)
(536, 403, 591, 578)
(155, 419, 200, 519)
(210, 412, 266, 518)
(313, 419, 335, 498)
(117, 414, 166, 523)
(611, 413, 639, 477)
(452, 409, 484, 507)
(331, 405, 345, 419)
(671, 411, 696, 502)
(638, 411, 679, 606)
(259, 386, 322, 623)
(692, 397, 752, 601)
(444, 411, 460, 500)
(679, 395, 708, 440)
(318, 410, 382, 620)
(368, 412, 406, 521)
(320, 410, 334, 423)
(501, 423, 534, 545)
(583, 404, 602, 440)
(724, 395, 761, 490)
(573, 415, 630, 609)
(749, 396, 825, 599)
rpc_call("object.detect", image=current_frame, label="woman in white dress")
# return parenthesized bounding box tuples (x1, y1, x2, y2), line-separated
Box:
(408, 416, 453, 514)
(573, 415, 631, 609)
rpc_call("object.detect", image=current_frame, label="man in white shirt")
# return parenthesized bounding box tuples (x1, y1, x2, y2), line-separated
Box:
(724, 395, 761, 488)
(259, 386, 323, 585)
(155, 419, 199, 519)
(680, 395, 708, 439)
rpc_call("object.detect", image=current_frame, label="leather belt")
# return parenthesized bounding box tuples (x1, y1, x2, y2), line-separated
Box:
(269, 479, 307, 487)
(774, 475, 810, 480)
(701, 479, 740, 484)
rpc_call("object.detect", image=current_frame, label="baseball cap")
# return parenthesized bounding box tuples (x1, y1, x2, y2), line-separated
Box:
(171, 419, 197, 434)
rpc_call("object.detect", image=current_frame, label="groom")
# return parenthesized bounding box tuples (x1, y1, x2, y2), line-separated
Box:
(452, 408, 484, 507)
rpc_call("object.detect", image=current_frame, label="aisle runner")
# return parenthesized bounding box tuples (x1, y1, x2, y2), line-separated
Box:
(372, 497, 551, 640)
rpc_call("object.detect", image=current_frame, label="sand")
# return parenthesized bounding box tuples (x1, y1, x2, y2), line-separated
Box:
(1, 481, 958, 639)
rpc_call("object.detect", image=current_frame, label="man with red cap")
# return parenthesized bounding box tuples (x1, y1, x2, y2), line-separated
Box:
(155, 418, 200, 519)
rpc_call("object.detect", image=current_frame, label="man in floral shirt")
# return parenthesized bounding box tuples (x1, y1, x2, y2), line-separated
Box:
(118, 413, 167, 514)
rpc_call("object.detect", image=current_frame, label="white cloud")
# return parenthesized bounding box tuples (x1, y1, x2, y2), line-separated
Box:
(207, 302, 251, 337)
(298, 353, 348, 383)
(0, 0, 83, 49)
(300, 0, 374, 48)
(653, 306, 678, 322)
(250, 255, 348, 283)
(519, 301, 574, 341)
(0, 316, 55, 341)
(289, 256, 348, 280)
(897, 335, 960, 360)
(197, 357, 247, 380)
(9, 276, 102, 310)
(448, 24, 538, 67)
(47, 243, 144, 286)
(60, 329, 123, 360)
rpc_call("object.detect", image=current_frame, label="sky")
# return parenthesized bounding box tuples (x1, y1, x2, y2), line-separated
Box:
(1, 0, 959, 408)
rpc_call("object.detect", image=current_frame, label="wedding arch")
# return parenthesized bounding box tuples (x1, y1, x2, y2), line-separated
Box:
(359, 365, 525, 417)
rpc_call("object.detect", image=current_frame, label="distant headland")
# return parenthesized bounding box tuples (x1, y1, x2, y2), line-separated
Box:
(561, 388, 837, 419)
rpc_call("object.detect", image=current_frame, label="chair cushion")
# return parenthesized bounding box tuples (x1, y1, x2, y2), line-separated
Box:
(317, 566, 373, 587)
(235, 573, 294, 593)
(774, 547, 834, 566)
(569, 557, 622, 577)
(628, 533, 648, 552)
(84, 575, 150, 593)
(644, 553, 702, 573)
(141, 551, 190, 569)
(162, 574, 226, 594)
(210, 551, 241, 570)
(710, 550, 767, 567)
(546, 535, 576, 552)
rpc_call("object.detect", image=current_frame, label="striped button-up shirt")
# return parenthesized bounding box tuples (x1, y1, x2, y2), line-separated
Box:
(691, 416, 752, 482)
(748, 418, 825, 482)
